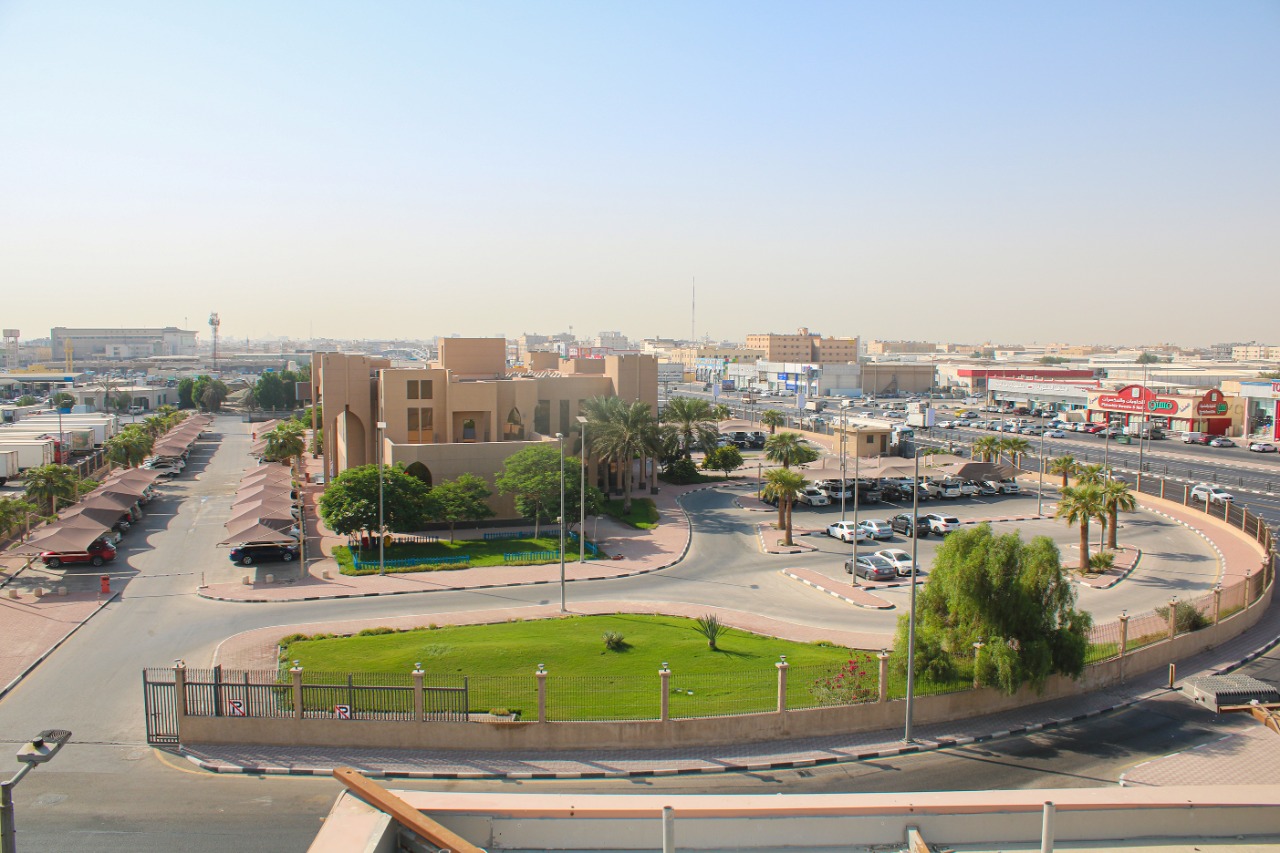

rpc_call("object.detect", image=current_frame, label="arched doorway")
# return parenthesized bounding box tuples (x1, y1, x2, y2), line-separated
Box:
(404, 461, 433, 488)
(461, 418, 477, 442)
(504, 407, 525, 441)
(334, 410, 367, 469)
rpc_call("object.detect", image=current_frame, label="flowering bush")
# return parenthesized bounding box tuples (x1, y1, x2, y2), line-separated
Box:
(809, 658, 877, 706)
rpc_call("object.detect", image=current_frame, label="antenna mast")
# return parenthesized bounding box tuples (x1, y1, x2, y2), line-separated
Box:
(691, 277, 695, 343)
(208, 312, 221, 372)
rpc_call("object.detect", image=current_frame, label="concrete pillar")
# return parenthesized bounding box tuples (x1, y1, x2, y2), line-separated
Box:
(413, 667, 424, 722)
(291, 665, 304, 720)
(775, 656, 789, 713)
(659, 665, 671, 722)
(1118, 612, 1129, 659)
(1167, 597, 1178, 639)
(972, 640, 986, 689)
(877, 650, 890, 704)
(536, 666, 548, 723)
(174, 661, 188, 717)
(1212, 585, 1222, 626)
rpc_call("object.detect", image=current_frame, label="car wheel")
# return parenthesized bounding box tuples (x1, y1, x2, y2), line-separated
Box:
(91, 556, 104, 567)
(844, 563, 853, 574)
(240, 555, 254, 566)
(281, 551, 294, 562)
(46, 557, 61, 569)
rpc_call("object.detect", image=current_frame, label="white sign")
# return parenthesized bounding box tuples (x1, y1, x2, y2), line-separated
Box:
(227, 699, 246, 717)
(334, 704, 352, 720)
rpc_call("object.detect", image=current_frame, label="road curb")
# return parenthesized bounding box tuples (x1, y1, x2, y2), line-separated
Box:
(779, 569, 894, 609)
(0, 591, 119, 703)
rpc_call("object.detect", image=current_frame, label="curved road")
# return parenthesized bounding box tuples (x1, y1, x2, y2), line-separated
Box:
(0, 413, 1272, 851)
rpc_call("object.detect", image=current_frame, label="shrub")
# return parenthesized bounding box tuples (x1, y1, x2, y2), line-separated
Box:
(603, 631, 626, 651)
(278, 633, 309, 645)
(357, 626, 397, 636)
(661, 457, 701, 484)
(1155, 600, 1209, 634)
(809, 658, 877, 706)
(1089, 551, 1115, 572)
(695, 613, 727, 650)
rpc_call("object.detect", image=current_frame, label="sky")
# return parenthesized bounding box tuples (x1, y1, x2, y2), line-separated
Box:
(1, 2, 1277, 348)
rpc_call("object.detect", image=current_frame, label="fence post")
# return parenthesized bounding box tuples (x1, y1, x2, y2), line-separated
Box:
(1166, 597, 1177, 639)
(659, 664, 671, 722)
(1212, 584, 1223, 625)
(413, 664, 425, 722)
(536, 664, 548, 723)
(174, 660, 188, 717)
(775, 655, 789, 713)
(291, 662, 304, 720)
(1118, 611, 1129, 680)
(972, 639, 985, 689)
(877, 650, 890, 703)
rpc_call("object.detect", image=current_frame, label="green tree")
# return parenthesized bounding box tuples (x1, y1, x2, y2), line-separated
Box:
(972, 436, 1000, 462)
(764, 432, 819, 468)
(112, 392, 133, 415)
(711, 403, 732, 420)
(317, 463, 436, 538)
(1074, 463, 1107, 486)
(1048, 455, 1077, 488)
(430, 473, 496, 542)
(254, 372, 289, 411)
(998, 437, 1031, 467)
(1055, 484, 1107, 573)
(760, 409, 785, 435)
(890, 524, 1092, 695)
(177, 378, 196, 409)
(495, 444, 568, 538)
(660, 396, 718, 459)
(14, 395, 37, 407)
(1101, 479, 1137, 551)
(762, 467, 807, 546)
(104, 425, 154, 468)
(198, 379, 229, 412)
(1037, 356, 1069, 365)
(1135, 352, 1160, 364)
(23, 464, 84, 514)
(0, 496, 40, 540)
(591, 401, 661, 513)
(50, 392, 76, 410)
(702, 444, 744, 479)
(265, 422, 307, 469)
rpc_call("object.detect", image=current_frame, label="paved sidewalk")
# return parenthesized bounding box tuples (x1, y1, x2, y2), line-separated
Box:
(0, 589, 116, 699)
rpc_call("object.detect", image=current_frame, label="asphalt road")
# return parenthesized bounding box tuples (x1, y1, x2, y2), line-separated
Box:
(0, 412, 1274, 851)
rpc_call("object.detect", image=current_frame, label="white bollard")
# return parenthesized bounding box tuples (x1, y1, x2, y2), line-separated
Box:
(57, 586, 68, 596)
(321, 569, 331, 579)
(264, 574, 274, 584)
(241, 575, 251, 585)
(6, 589, 18, 600)
(33, 587, 45, 598)
(1041, 801, 1055, 853)
(662, 806, 675, 853)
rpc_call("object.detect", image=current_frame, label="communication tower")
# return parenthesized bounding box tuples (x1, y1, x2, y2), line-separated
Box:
(208, 312, 221, 371)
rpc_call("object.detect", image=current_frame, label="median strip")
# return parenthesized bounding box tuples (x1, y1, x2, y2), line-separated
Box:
(780, 567, 893, 609)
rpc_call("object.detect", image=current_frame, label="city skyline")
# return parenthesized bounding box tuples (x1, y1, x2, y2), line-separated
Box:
(2, 2, 1276, 345)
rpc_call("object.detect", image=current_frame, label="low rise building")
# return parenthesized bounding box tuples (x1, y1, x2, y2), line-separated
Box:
(51, 326, 197, 360)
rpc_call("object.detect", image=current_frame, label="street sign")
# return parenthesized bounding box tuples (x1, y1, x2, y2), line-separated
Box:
(334, 704, 352, 720)
(227, 699, 246, 717)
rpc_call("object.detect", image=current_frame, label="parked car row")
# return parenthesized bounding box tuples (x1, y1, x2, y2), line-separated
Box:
(826, 510, 963, 544)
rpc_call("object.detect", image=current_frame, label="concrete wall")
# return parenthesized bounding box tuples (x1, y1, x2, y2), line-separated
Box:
(438, 338, 506, 378)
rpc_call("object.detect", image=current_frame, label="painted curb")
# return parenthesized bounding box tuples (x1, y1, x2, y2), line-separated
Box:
(779, 569, 894, 609)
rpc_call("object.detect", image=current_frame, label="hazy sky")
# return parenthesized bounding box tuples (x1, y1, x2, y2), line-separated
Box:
(2, 2, 1277, 347)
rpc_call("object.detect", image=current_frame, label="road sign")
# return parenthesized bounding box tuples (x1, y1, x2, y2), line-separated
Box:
(227, 699, 246, 717)
(334, 704, 352, 720)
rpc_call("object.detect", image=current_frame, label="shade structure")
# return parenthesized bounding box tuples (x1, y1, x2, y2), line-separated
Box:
(233, 484, 296, 506)
(230, 496, 297, 516)
(11, 516, 112, 554)
(241, 466, 293, 485)
(60, 505, 128, 528)
(934, 460, 1021, 481)
(78, 491, 139, 511)
(219, 521, 298, 547)
(104, 468, 159, 488)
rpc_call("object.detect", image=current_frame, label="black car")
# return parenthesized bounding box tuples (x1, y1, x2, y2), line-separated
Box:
(890, 513, 930, 537)
(229, 543, 299, 566)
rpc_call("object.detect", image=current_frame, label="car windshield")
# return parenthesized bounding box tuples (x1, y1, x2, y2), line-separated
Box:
(865, 557, 892, 568)
(944, 517, 959, 524)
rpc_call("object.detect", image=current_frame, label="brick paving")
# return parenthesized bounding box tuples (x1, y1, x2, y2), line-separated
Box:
(0, 590, 114, 698)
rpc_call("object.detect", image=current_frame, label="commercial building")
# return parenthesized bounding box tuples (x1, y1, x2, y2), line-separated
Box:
(313, 340, 659, 519)
(940, 366, 1098, 395)
(1083, 385, 1242, 436)
(1222, 379, 1280, 441)
(987, 378, 1099, 413)
(745, 329, 858, 364)
(865, 340, 936, 355)
(51, 326, 198, 361)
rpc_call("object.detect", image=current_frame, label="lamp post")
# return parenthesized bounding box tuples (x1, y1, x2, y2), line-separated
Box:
(376, 421, 387, 576)
(576, 416, 588, 565)
(1037, 411, 1046, 516)
(904, 445, 920, 742)
(2, 729, 71, 853)
(556, 432, 566, 614)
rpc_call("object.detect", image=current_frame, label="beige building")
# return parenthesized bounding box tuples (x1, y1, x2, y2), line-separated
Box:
(313, 340, 659, 519)
(745, 328, 858, 363)
(865, 340, 937, 356)
(860, 362, 937, 396)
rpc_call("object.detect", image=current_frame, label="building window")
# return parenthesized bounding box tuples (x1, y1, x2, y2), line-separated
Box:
(408, 408, 419, 433)
(461, 418, 477, 442)
(504, 408, 525, 441)
(559, 400, 571, 436)
(421, 380, 433, 400)
(534, 400, 551, 435)
(407, 381, 419, 400)
(421, 407, 433, 429)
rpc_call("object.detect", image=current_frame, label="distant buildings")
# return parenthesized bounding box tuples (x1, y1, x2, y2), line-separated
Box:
(51, 326, 197, 360)
(744, 328, 858, 364)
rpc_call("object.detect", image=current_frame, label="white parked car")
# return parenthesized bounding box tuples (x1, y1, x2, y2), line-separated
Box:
(923, 513, 961, 534)
(798, 487, 831, 507)
(857, 519, 894, 540)
(1249, 442, 1277, 453)
(875, 548, 917, 577)
(1190, 484, 1233, 505)
(1044, 429, 1067, 439)
(826, 521, 868, 543)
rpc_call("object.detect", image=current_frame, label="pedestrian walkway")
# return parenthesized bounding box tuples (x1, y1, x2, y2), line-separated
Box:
(0, 589, 115, 699)
(185, 588, 1280, 780)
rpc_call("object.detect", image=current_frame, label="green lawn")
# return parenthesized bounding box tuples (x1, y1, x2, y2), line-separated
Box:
(333, 536, 600, 575)
(282, 614, 865, 719)
(601, 498, 659, 529)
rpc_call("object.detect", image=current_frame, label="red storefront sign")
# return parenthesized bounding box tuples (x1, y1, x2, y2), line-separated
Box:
(1095, 384, 1179, 414)
(1195, 389, 1228, 417)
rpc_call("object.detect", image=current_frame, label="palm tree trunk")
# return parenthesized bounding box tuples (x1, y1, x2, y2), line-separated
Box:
(622, 460, 633, 513)
(1107, 506, 1118, 551)
(777, 499, 786, 530)
(1079, 520, 1090, 573)
(1061, 473, 1069, 488)
(783, 497, 794, 546)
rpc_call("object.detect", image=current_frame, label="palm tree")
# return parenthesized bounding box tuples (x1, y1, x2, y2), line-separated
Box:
(760, 409, 786, 435)
(0, 496, 39, 541)
(104, 428, 152, 468)
(1048, 455, 1077, 488)
(999, 437, 1031, 468)
(1074, 464, 1107, 486)
(592, 400, 661, 513)
(972, 436, 1000, 462)
(660, 396, 718, 459)
(1101, 479, 1137, 551)
(1056, 484, 1107, 573)
(764, 432, 819, 469)
(762, 467, 807, 546)
(24, 464, 83, 514)
(266, 423, 307, 470)
(711, 403, 732, 421)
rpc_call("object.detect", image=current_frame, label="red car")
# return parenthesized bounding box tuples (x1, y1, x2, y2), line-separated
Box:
(1078, 424, 1105, 435)
(41, 539, 117, 569)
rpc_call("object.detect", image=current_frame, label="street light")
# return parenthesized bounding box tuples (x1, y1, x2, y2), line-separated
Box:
(376, 420, 387, 576)
(904, 445, 920, 743)
(576, 416, 588, 565)
(2, 729, 71, 853)
(556, 432, 566, 614)
(1037, 411, 1047, 516)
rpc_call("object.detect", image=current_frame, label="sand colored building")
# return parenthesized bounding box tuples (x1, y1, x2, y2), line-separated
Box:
(745, 329, 858, 364)
(313, 340, 659, 519)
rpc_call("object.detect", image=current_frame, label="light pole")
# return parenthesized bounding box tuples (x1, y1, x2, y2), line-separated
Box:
(1037, 411, 1046, 516)
(576, 416, 588, 565)
(2, 729, 71, 853)
(904, 446, 920, 742)
(556, 432, 566, 614)
(376, 421, 387, 575)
